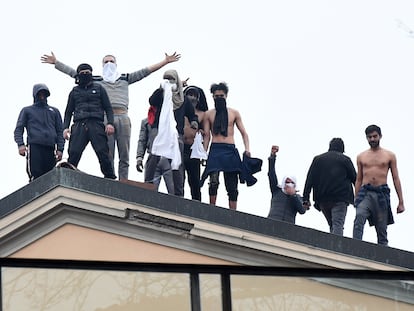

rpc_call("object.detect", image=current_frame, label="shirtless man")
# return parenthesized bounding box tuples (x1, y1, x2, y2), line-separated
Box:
(182, 86, 208, 201)
(352, 124, 405, 245)
(200, 82, 250, 210)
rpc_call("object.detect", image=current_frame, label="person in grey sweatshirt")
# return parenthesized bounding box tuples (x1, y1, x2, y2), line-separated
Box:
(41, 51, 180, 181)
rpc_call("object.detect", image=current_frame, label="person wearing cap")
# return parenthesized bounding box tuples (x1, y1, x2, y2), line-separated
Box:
(41, 51, 181, 181)
(267, 145, 307, 224)
(302, 138, 356, 235)
(14, 83, 64, 181)
(63, 63, 117, 179)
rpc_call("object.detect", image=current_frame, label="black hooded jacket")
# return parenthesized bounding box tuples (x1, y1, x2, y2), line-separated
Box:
(303, 150, 357, 208)
(14, 85, 64, 151)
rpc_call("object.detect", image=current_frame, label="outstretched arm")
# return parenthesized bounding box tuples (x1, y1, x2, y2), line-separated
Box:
(268, 146, 279, 194)
(147, 52, 181, 73)
(41, 51, 77, 78)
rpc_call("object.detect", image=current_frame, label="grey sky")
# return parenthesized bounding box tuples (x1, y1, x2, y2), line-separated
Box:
(2, 0, 413, 250)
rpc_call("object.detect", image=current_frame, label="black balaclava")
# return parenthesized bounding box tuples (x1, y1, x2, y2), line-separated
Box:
(76, 63, 93, 87)
(213, 97, 228, 136)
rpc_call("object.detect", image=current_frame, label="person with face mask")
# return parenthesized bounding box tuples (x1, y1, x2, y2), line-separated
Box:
(144, 70, 199, 197)
(267, 145, 307, 224)
(41, 51, 181, 181)
(62, 64, 116, 179)
(200, 82, 251, 210)
(14, 83, 65, 182)
(182, 86, 208, 201)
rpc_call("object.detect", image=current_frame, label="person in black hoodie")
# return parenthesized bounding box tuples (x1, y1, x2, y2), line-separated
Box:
(302, 138, 357, 235)
(63, 63, 116, 179)
(14, 83, 64, 181)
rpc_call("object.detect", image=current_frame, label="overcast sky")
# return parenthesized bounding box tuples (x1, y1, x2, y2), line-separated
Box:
(2, 0, 414, 251)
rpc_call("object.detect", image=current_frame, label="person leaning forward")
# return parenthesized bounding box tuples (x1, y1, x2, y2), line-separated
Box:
(63, 63, 116, 179)
(302, 138, 356, 236)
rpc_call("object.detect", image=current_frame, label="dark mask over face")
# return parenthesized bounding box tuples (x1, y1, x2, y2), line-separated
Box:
(214, 97, 227, 112)
(77, 73, 92, 87)
(213, 97, 228, 136)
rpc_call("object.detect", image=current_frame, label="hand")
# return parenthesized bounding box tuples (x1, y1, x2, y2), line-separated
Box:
(41, 51, 57, 64)
(55, 150, 63, 162)
(105, 124, 115, 136)
(165, 52, 181, 64)
(302, 201, 311, 210)
(63, 128, 71, 140)
(397, 202, 405, 214)
(182, 77, 189, 87)
(136, 157, 143, 172)
(190, 120, 198, 130)
(18, 145, 26, 156)
(271, 145, 279, 155)
(244, 150, 251, 157)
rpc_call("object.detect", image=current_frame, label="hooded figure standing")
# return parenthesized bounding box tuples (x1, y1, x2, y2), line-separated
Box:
(267, 145, 307, 223)
(14, 83, 64, 181)
(302, 138, 356, 235)
(145, 69, 198, 196)
(63, 63, 116, 179)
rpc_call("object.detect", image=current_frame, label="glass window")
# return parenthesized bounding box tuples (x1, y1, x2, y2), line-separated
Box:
(230, 275, 414, 311)
(199, 273, 222, 310)
(2, 268, 191, 311)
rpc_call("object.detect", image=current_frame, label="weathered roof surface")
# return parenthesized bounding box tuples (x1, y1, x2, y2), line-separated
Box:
(1, 167, 413, 270)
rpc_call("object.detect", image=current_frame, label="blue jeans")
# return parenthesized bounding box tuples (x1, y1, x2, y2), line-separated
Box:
(353, 191, 389, 245)
(319, 201, 348, 236)
(107, 114, 131, 180)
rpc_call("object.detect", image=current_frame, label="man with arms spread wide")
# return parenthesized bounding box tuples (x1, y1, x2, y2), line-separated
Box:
(41, 51, 180, 181)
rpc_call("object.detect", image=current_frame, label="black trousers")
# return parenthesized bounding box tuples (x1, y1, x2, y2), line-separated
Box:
(68, 120, 116, 179)
(183, 144, 201, 201)
(27, 143, 56, 181)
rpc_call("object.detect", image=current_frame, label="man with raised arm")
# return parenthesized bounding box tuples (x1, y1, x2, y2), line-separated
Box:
(41, 51, 180, 181)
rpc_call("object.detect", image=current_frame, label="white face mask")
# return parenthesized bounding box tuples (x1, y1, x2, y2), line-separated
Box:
(102, 62, 120, 83)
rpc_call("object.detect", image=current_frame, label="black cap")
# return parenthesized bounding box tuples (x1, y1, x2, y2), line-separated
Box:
(76, 63, 93, 73)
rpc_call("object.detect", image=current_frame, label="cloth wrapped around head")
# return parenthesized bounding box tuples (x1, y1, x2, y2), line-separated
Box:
(163, 69, 184, 110)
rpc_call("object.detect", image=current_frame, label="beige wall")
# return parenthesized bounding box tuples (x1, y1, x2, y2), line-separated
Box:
(11, 224, 235, 265)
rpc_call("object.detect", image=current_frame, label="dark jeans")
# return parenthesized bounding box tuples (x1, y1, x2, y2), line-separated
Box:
(318, 201, 348, 236)
(353, 191, 389, 245)
(183, 144, 201, 201)
(68, 120, 116, 179)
